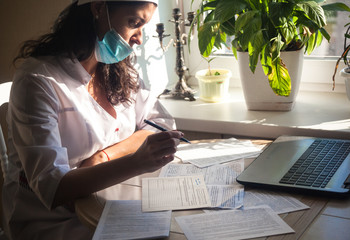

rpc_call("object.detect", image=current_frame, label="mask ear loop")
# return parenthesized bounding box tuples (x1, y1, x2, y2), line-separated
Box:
(105, 4, 112, 31)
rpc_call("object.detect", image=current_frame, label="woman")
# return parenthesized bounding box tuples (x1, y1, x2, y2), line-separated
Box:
(2, 0, 183, 239)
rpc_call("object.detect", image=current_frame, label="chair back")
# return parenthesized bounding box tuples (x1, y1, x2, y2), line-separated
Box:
(0, 81, 11, 232)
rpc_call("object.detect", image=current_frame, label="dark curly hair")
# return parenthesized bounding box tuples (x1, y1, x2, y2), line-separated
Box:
(13, 2, 145, 105)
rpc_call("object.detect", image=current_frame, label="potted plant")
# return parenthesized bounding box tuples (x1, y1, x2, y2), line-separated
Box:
(332, 14, 350, 101)
(191, 0, 350, 110)
(195, 55, 232, 102)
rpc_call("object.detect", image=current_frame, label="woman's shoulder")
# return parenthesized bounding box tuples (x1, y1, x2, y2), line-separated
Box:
(11, 56, 79, 99)
(14, 56, 62, 79)
(14, 56, 88, 85)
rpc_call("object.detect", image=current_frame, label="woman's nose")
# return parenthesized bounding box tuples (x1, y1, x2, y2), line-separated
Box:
(132, 28, 143, 45)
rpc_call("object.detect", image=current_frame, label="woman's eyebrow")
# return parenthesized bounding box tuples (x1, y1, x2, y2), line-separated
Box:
(135, 16, 146, 24)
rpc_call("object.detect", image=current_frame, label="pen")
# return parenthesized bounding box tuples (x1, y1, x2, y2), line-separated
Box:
(144, 119, 191, 144)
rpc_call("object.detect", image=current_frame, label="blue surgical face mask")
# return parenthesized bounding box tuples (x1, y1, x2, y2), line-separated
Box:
(94, 5, 133, 64)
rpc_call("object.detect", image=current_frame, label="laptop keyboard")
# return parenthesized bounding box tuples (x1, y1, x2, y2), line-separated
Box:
(279, 139, 350, 188)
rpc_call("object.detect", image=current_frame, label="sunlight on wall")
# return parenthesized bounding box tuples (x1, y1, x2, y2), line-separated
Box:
(134, 1, 179, 96)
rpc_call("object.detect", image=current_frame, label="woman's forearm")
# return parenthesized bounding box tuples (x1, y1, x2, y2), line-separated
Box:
(52, 153, 143, 208)
(52, 130, 183, 208)
(106, 129, 155, 160)
(80, 129, 155, 167)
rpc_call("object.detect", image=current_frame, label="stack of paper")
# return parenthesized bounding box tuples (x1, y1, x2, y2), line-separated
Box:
(93, 139, 309, 240)
(141, 175, 211, 212)
(175, 206, 294, 240)
(159, 161, 244, 209)
(176, 138, 262, 168)
(92, 200, 171, 240)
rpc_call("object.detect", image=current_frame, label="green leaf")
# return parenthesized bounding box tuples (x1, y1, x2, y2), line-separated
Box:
(214, 30, 227, 49)
(271, 34, 283, 62)
(248, 45, 259, 73)
(319, 27, 330, 42)
(297, 1, 326, 27)
(231, 39, 238, 59)
(220, 16, 236, 36)
(315, 30, 323, 47)
(280, 20, 297, 46)
(306, 31, 316, 54)
(294, 10, 319, 30)
(269, 2, 294, 27)
(198, 20, 220, 57)
(248, 30, 267, 73)
(235, 11, 259, 35)
(268, 58, 291, 97)
(202, 0, 218, 10)
(322, 3, 350, 12)
(261, 44, 272, 76)
(215, 0, 248, 23)
(247, 0, 261, 10)
(235, 11, 261, 50)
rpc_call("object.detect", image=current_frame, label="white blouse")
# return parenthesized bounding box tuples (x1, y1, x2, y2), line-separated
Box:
(2, 56, 175, 240)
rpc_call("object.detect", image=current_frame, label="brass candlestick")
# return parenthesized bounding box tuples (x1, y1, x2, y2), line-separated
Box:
(154, 8, 196, 101)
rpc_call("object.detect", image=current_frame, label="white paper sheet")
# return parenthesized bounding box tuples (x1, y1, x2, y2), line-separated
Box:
(207, 185, 244, 209)
(175, 206, 294, 240)
(176, 138, 262, 168)
(159, 162, 245, 209)
(142, 175, 211, 212)
(92, 200, 171, 240)
(159, 161, 243, 185)
(243, 189, 310, 214)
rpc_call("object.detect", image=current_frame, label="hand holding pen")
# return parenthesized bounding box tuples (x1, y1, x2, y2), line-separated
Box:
(144, 119, 191, 144)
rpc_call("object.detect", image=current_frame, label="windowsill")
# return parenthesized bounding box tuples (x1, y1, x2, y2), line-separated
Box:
(159, 87, 350, 140)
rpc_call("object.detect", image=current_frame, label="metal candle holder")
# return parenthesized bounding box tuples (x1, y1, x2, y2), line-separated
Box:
(154, 8, 196, 101)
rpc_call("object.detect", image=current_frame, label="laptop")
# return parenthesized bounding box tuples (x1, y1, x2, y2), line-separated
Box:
(236, 136, 350, 196)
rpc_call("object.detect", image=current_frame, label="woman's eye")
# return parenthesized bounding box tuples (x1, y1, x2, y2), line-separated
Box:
(129, 19, 143, 28)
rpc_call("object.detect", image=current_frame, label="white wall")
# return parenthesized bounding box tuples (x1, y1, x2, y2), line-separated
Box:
(0, 0, 71, 83)
(134, 0, 179, 95)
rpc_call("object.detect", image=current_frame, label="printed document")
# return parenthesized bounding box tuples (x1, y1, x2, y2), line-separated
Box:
(176, 138, 262, 168)
(207, 184, 244, 209)
(159, 161, 244, 209)
(92, 200, 171, 240)
(159, 161, 243, 185)
(142, 175, 211, 212)
(243, 189, 309, 214)
(175, 206, 294, 240)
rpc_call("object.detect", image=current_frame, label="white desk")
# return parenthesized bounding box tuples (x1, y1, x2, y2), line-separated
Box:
(159, 88, 350, 139)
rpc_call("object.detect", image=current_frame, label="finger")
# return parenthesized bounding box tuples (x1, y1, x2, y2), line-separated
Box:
(148, 131, 184, 142)
(157, 137, 181, 150)
(157, 154, 175, 165)
(152, 143, 178, 160)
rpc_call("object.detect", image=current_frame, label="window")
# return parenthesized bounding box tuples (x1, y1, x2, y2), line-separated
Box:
(183, 0, 349, 93)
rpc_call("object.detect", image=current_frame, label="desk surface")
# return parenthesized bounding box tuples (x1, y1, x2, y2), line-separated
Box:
(75, 140, 350, 240)
(159, 88, 350, 140)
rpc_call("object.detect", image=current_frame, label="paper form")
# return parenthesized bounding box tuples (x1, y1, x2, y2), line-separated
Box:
(176, 138, 262, 168)
(159, 161, 245, 209)
(175, 206, 294, 240)
(142, 175, 211, 212)
(243, 189, 309, 214)
(92, 200, 171, 240)
(207, 185, 244, 209)
(159, 161, 243, 185)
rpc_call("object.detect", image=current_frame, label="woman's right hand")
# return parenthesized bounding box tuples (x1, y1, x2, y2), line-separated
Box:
(132, 130, 183, 173)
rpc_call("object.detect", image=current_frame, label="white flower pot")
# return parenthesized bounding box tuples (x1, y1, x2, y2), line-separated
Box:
(341, 68, 350, 101)
(195, 69, 231, 102)
(238, 50, 304, 111)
